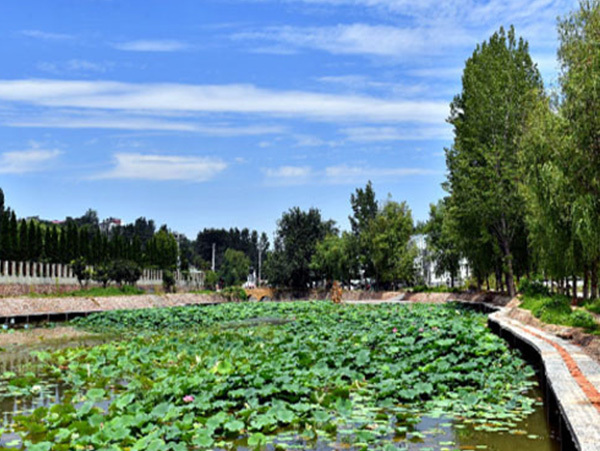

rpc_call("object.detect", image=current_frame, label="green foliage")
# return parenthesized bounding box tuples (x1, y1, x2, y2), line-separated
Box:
(71, 257, 92, 287)
(2, 302, 539, 450)
(521, 294, 598, 332)
(518, 276, 550, 297)
(204, 270, 218, 290)
(425, 199, 462, 287)
(363, 200, 416, 288)
(162, 269, 176, 293)
(446, 26, 543, 296)
(219, 248, 250, 287)
(410, 285, 462, 294)
(266, 207, 337, 289)
(92, 264, 111, 288)
(108, 259, 142, 286)
(220, 286, 248, 301)
(145, 226, 178, 270)
(310, 232, 359, 283)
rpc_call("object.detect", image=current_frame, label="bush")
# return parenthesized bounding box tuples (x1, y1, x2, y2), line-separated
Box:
(109, 260, 142, 286)
(162, 269, 176, 293)
(204, 270, 218, 290)
(221, 286, 248, 302)
(410, 285, 461, 294)
(92, 264, 111, 288)
(570, 310, 598, 331)
(518, 276, 549, 297)
(71, 257, 92, 287)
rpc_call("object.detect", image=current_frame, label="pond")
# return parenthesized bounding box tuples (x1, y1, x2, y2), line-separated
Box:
(0, 302, 561, 450)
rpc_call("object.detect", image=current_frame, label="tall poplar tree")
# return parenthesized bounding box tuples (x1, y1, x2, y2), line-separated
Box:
(446, 26, 543, 297)
(558, 0, 600, 297)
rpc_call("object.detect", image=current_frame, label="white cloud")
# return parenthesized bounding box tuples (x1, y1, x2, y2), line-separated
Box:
(95, 153, 227, 181)
(21, 29, 73, 41)
(325, 164, 439, 181)
(113, 40, 189, 52)
(236, 24, 473, 57)
(0, 148, 62, 174)
(37, 59, 114, 74)
(0, 79, 449, 124)
(6, 114, 285, 135)
(342, 125, 452, 141)
(263, 163, 439, 185)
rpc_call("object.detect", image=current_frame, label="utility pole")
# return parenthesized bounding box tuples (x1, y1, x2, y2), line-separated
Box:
(211, 243, 216, 272)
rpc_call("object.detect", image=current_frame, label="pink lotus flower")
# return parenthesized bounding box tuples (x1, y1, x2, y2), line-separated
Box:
(183, 395, 194, 403)
(418, 327, 424, 333)
(392, 328, 398, 333)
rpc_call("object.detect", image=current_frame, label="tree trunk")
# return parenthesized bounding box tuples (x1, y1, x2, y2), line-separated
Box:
(592, 260, 598, 299)
(572, 274, 578, 303)
(486, 277, 490, 291)
(584, 267, 589, 300)
(503, 251, 516, 297)
(450, 274, 455, 288)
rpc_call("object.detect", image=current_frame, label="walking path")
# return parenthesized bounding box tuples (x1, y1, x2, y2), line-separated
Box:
(0, 293, 225, 321)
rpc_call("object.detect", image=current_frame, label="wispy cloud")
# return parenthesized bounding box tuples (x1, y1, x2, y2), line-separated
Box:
(264, 164, 439, 185)
(6, 114, 285, 135)
(113, 39, 189, 52)
(21, 29, 73, 41)
(94, 153, 227, 181)
(37, 59, 114, 75)
(0, 147, 62, 174)
(0, 79, 449, 124)
(235, 24, 473, 58)
(342, 125, 452, 142)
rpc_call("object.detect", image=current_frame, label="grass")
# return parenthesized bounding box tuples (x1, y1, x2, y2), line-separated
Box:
(520, 294, 599, 333)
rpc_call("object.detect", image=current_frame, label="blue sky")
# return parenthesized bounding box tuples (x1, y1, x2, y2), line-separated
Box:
(0, 0, 574, 238)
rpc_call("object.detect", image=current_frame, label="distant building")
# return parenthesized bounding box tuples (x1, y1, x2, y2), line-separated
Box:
(411, 234, 470, 287)
(100, 217, 122, 234)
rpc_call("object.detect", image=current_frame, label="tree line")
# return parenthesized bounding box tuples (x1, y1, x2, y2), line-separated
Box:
(428, 0, 600, 299)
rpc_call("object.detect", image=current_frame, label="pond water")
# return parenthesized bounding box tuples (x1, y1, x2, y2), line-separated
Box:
(0, 364, 560, 450)
(0, 310, 562, 450)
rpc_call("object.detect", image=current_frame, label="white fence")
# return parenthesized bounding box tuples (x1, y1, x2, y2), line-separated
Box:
(0, 260, 204, 289)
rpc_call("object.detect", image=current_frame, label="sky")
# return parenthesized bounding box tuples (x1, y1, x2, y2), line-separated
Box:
(0, 0, 576, 239)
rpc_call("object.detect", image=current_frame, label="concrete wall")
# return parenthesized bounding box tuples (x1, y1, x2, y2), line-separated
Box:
(0, 260, 205, 292)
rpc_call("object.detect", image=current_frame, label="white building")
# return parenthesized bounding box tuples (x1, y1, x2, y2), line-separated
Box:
(411, 234, 470, 287)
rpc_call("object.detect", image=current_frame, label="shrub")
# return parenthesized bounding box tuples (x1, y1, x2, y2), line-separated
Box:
(204, 270, 218, 290)
(162, 269, 176, 293)
(71, 257, 92, 287)
(518, 276, 549, 297)
(109, 260, 142, 286)
(221, 286, 248, 302)
(92, 264, 111, 288)
(570, 310, 598, 331)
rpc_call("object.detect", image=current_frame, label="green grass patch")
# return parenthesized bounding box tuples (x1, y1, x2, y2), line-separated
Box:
(520, 294, 599, 333)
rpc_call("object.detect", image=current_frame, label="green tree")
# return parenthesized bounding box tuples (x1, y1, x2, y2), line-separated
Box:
(266, 207, 337, 289)
(446, 26, 543, 297)
(349, 182, 378, 279)
(425, 199, 462, 287)
(219, 248, 250, 287)
(364, 200, 416, 289)
(558, 0, 600, 297)
(310, 232, 358, 285)
(146, 226, 179, 270)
